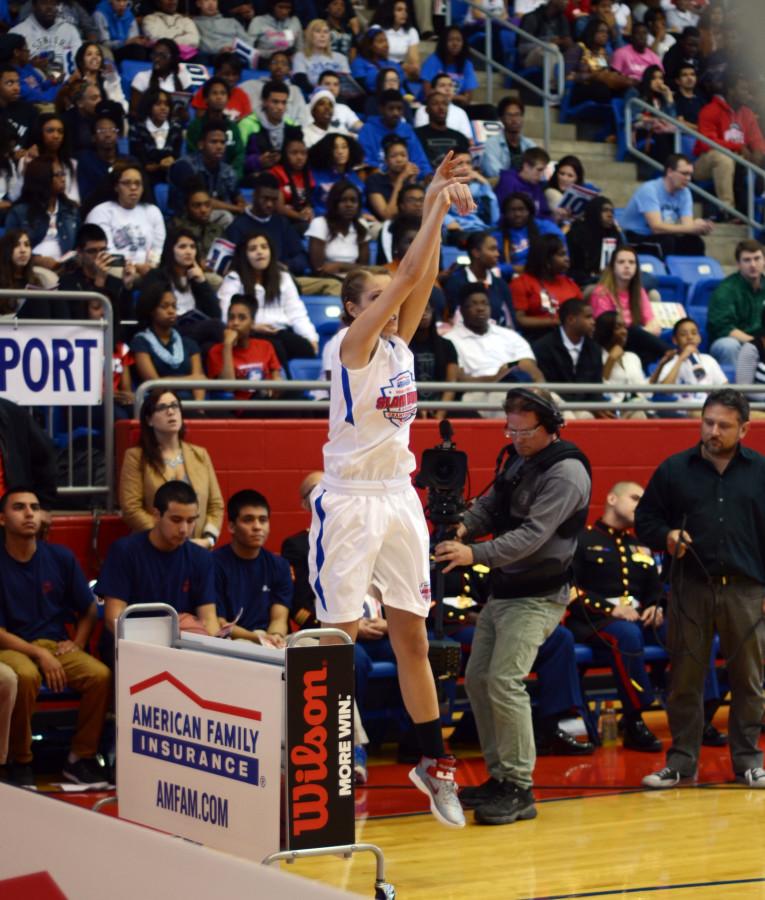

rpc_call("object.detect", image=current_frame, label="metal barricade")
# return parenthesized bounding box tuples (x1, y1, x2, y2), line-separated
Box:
(0, 290, 115, 508)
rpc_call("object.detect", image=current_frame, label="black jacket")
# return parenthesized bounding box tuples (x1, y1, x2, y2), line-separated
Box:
(0, 398, 57, 508)
(532, 327, 603, 403)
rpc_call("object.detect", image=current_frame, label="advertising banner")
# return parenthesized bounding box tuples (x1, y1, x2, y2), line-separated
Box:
(285, 643, 356, 850)
(0, 323, 103, 406)
(117, 639, 282, 861)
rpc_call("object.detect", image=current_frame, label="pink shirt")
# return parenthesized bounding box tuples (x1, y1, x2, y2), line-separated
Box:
(590, 285, 654, 327)
(610, 44, 663, 81)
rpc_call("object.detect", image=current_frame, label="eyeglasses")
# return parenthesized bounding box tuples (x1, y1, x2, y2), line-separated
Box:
(155, 402, 180, 413)
(504, 424, 542, 439)
(96, 127, 119, 134)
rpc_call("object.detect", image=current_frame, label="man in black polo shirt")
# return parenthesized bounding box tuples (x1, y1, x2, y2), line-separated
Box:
(636, 389, 765, 789)
(415, 92, 470, 170)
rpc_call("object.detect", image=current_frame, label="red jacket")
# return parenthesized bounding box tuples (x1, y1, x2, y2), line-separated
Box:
(694, 94, 765, 157)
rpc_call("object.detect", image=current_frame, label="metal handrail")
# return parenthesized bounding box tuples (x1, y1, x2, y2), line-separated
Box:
(624, 96, 765, 236)
(133, 377, 765, 416)
(445, 0, 565, 151)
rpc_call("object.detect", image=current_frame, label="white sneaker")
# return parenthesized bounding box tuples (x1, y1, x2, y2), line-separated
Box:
(409, 755, 465, 828)
(641, 766, 694, 789)
(736, 767, 765, 787)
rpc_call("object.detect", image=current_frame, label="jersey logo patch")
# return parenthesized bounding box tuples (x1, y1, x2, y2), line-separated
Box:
(375, 370, 418, 427)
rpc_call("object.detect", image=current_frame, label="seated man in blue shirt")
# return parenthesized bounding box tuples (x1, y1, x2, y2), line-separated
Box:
(97, 481, 219, 637)
(213, 489, 292, 647)
(0, 487, 111, 788)
(358, 90, 432, 175)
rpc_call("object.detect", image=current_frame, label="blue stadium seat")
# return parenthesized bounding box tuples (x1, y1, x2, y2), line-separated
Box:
(288, 357, 322, 380)
(154, 182, 170, 215)
(441, 245, 467, 271)
(665, 255, 725, 291)
(655, 275, 687, 304)
(301, 295, 343, 335)
(120, 60, 151, 100)
(687, 276, 722, 310)
(638, 254, 667, 277)
(559, 81, 612, 126)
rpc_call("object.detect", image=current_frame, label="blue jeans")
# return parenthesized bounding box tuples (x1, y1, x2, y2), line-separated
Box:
(709, 336, 742, 369)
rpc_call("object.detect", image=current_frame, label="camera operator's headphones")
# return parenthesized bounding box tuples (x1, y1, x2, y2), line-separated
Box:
(503, 387, 565, 435)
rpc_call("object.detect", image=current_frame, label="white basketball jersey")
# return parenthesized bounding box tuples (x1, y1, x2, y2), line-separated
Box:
(324, 328, 418, 481)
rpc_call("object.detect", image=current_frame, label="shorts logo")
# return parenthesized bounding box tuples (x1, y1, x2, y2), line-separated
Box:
(375, 370, 417, 427)
(419, 582, 431, 602)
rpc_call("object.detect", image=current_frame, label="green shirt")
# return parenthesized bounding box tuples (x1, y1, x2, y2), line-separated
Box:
(707, 271, 765, 344)
(185, 114, 245, 178)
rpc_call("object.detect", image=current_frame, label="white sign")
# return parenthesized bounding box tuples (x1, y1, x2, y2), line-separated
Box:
(117, 639, 283, 861)
(558, 182, 602, 218)
(0, 323, 104, 406)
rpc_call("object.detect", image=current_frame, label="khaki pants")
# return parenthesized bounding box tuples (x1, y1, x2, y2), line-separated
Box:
(0, 662, 17, 765)
(0, 641, 111, 764)
(693, 150, 736, 208)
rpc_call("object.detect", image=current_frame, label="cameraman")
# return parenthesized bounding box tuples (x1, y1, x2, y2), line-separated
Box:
(435, 388, 591, 826)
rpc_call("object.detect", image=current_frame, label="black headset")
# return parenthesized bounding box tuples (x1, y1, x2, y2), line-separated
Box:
(503, 387, 565, 434)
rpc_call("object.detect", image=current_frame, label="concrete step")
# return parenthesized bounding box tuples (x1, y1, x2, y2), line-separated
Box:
(521, 120, 579, 141)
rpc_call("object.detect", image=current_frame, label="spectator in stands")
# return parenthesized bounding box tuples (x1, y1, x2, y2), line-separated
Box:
(130, 280, 206, 399)
(185, 77, 246, 173)
(250, 0, 304, 60)
(532, 297, 607, 410)
(655, 315, 727, 406)
(0, 487, 110, 787)
(611, 21, 662, 82)
(415, 91, 470, 170)
(60, 42, 128, 115)
(445, 231, 513, 326)
(240, 51, 307, 124)
(6, 157, 80, 277)
(694, 72, 765, 221)
(358, 89, 431, 174)
(570, 482, 667, 752)
(484, 100, 541, 183)
(315, 70, 363, 133)
(644, 8, 675, 59)
(94, 0, 149, 63)
(0, 122, 19, 224)
(301, 89, 346, 148)
(171, 184, 226, 261)
(128, 89, 184, 185)
(58, 81, 106, 155)
(217, 231, 318, 359)
(443, 150, 500, 239)
(292, 19, 350, 90)
(0, 64, 34, 153)
(495, 146, 555, 221)
(169, 121, 244, 220)
(306, 179, 370, 279)
(225, 172, 310, 274)
(567, 194, 624, 286)
(240, 81, 304, 171)
(207, 296, 283, 399)
(414, 72, 473, 143)
(593, 311, 651, 416)
(409, 299, 458, 419)
(0, 33, 56, 104)
(707, 239, 765, 369)
(735, 306, 765, 403)
(0, 661, 16, 770)
(194, 0, 250, 57)
(661, 25, 700, 84)
(18, 113, 79, 206)
(373, 0, 421, 83)
(510, 233, 582, 335)
(665, 0, 698, 34)
(363, 66, 413, 122)
(191, 53, 251, 117)
(634, 65, 678, 167)
(142, 0, 201, 60)
(498, 191, 565, 274)
(673, 62, 704, 124)
(100, 481, 220, 633)
(446, 285, 541, 414)
(85, 161, 167, 276)
(518, 0, 572, 69)
(621, 153, 713, 257)
(421, 27, 477, 107)
(270, 137, 316, 232)
(129, 38, 184, 116)
(0, 229, 52, 315)
(698, 2, 724, 57)
(10, 0, 82, 74)
(543, 155, 588, 224)
(77, 113, 122, 202)
(590, 245, 668, 367)
(564, 17, 632, 106)
(213, 489, 292, 645)
(377, 182, 424, 263)
(309, 131, 366, 213)
(0, 399, 57, 512)
(350, 26, 405, 94)
(365, 135, 420, 221)
(119, 389, 224, 543)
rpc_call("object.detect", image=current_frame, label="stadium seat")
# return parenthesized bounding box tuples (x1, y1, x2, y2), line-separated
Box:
(153, 182, 170, 215)
(301, 295, 343, 335)
(441, 245, 468, 271)
(119, 60, 151, 100)
(638, 254, 667, 277)
(287, 357, 322, 381)
(687, 276, 722, 310)
(559, 81, 612, 126)
(665, 255, 724, 291)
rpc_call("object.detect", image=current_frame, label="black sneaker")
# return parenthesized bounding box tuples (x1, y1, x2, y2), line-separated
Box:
(474, 781, 537, 825)
(702, 724, 728, 747)
(459, 776, 502, 810)
(623, 718, 663, 753)
(537, 728, 595, 756)
(8, 763, 36, 788)
(62, 757, 110, 786)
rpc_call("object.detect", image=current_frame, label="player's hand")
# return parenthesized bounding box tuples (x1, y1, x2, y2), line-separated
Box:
(447, 182, 476, 216)
(36, 648, 67, 692)
(434, 539, 474, 573)
(641, 605, 663, 627)
(667, 528, 692, 557)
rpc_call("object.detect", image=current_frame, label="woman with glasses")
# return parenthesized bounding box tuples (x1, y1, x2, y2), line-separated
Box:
(85, 160, 166, 277)
(119, 387, 224, 546)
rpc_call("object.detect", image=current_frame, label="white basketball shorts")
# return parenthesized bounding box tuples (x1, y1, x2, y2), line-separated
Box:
(307, 475, 432, 624)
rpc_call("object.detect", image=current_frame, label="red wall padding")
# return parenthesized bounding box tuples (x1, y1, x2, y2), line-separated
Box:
(52, 418, 765, 579)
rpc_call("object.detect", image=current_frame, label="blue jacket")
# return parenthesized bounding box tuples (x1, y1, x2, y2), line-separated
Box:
(95, 0, 137, 43)
(357, 116, 432, 175)
(350, 56, 404, 93)
(6, 199, 81, 254)
(168, 153, 239, 214)
(15, 63, 58, 104)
